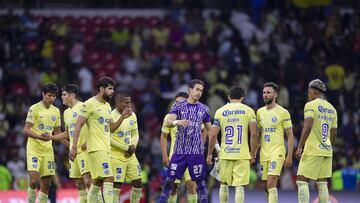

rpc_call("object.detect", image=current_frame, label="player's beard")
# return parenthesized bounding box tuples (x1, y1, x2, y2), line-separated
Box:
(263, 97, 274, 105)
(103, 93, 113, 102)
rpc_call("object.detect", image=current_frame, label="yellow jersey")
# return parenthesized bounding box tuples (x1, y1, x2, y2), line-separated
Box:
(161, 114, 177, 159)
(25, 102, 61, 156)
(213, 102, 256, 160)
(80, 97, 112, 153)
(64, 101, 88, 153)
(303, 98, 337, 157)
(257, 105, 292, 161)
(110, 109, 139, 161)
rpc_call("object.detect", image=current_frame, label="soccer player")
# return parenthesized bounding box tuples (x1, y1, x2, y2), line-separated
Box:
(24, 83, 61, 203)
(206, 85, 257, 203)
(255, 82, 294, 203)
(296, 79, 337, 203)
(50, 84, 92, 203)
(160, 92, 198, 203)
(110, 90, 142, 203)
(69, 77, 120, 203)
(159, 79, 212, 203)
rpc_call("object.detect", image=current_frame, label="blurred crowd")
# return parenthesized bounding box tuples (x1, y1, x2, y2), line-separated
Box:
(0, 2, 359, 196)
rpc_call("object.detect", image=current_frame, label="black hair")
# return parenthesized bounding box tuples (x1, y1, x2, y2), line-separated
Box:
(228, 86, 245, 99)
(189, 79, 204, 89)
(42, 83, 58, 94)
(96, 77, 116, 91)
(263, 82, 279, 93)
(62, 84, 79, 95)
(175, 92, 189, 99)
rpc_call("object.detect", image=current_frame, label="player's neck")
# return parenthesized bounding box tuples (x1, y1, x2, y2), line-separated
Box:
(187, 97, 198, 104)
(266, 102, 277, 110)
(69, 100, 78, 108)
(41, 101, 51, 109)
(95, 94, 106, 103)
(229, 99, 243, 103)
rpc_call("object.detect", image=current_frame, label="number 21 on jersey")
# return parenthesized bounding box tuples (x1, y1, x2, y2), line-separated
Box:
(225, 125, 242, 144)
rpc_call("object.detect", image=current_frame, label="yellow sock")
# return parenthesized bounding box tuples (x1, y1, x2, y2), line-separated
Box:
(103, 182, 114, 203)
(235, 186, 245, 203)
(27, 187, 36, 203)
(97, 190, 103, 203)
(79, 190, 87, 203)
(317, 181, 328, 203)
(88, 184, 100, 203)
(38, 191, 48, 203)
(130, 187, 142, 203)
(268, 188, 278, 203)
(169, 194, 177, 203)
(219, 184, 229, 203)
(113, 188, 120, 203)
(297, 181, 309, 203)
(188, 193, 198, 203)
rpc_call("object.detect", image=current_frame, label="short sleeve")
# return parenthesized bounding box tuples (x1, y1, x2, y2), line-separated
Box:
(304, 102, 315, 119)
(249, 108, 256, 123)
(212, 109, 221, 127)
(80, 102, 91, 118)
(25, 106, 36, 124)
(203, 106, 211, 123)
(282, 110, 292, 129)
(332, 109, 338, 129)
(256, 110, 262, 129)
(161, 115, 171, 134)
(55, 109, 61, 128)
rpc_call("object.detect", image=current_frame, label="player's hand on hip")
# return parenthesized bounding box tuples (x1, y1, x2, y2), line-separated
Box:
(162, 156, 169, 167)
(178, 119, 190, 127)
(69, 146, 77, 161)
(206, 154, 213, 165)
(284, 156, 292, 168)
(295, 148, 302, 160)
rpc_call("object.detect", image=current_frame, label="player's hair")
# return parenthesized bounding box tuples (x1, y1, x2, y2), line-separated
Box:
(263, 82, 279, 93)
(42, 83, 58, 94)
(116, 90, 131, 98)
(189, 79, 204, 89)
(96, 77, 116, 91)
(228, 86, 245, 99)
(175, 92, 189, 99)
(62, 84, 79, 95)
(308, 79, 326, 93)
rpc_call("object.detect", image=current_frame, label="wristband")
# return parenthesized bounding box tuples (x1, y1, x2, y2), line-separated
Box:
(214, 143, 220, 152)
(172, 120, 179, 126)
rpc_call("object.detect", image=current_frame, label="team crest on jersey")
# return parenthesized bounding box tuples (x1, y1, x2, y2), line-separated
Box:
(102, 163, 109, 174)
(116, 168, 122, 174)
(118, 132, 124, 137)
(73, 112, 78, 118)
(52, 116, 56, 121)
(38, 124, 45, 130)
(98, 117, 104, 124)
(271, 117, 277, 123)
(32, 157, 38, 163)
(130, 120, 134, 126)
(198, 111, 204, 117)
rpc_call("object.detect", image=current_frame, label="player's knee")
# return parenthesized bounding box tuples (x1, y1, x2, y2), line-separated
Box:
(29, 178, 40, 188)
(76, 179, 86, 190)
(186, 181, 197, 194)
(164, 177, 175, 189)
(196, 179, 206, 190)
(171, 183, 179, 194)
(132, 179, 142, 188)
(267, 176, 278, 189)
